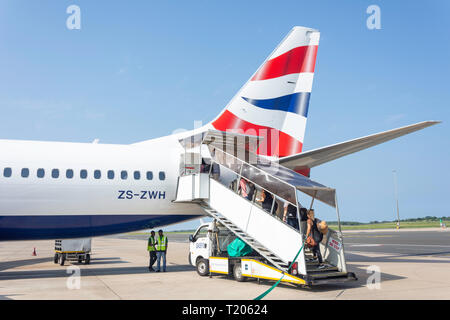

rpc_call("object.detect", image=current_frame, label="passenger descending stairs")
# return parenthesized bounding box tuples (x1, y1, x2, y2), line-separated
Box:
(198, 201, 290, 272)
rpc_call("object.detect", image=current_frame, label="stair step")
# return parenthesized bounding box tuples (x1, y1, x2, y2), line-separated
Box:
(307, 266, 339, 273)
(309, 271, 347, 279)
(201, 203, 292, 270)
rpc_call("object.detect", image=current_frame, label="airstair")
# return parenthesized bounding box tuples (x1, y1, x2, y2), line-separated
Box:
(174, 130, 356, 285)
(198, 202, 290, 272)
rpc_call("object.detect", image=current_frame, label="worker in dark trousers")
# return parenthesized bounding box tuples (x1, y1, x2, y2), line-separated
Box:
(147, 231, 157, 271)
(155, 229, 168, 272)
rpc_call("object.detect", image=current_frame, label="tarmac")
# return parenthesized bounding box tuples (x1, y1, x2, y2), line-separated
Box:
(0, 228, 449, 300)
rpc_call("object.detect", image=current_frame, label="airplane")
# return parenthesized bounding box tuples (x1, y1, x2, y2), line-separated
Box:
(0, 26, 439, 241)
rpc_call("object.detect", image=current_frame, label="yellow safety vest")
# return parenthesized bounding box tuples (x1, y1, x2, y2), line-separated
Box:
(156, 235, 168, 251)
(147, 236, 156, 251)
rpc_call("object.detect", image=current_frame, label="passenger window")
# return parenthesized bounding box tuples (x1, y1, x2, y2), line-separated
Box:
(134, 171, 140, 180)
(3, 167, 12, 178)
(146, 171, 153, 180)
(52, 169, 59, 179)
(66, 169, 74, 179)
(121, 171, 128, 180)
(94, 170, 101, 179)
(107, 170, 115, 180)
(21, 168, 29, 178)
(80, 170, 88, 179)
(37, 168, 45, 178)
(159, 171, 166, 181)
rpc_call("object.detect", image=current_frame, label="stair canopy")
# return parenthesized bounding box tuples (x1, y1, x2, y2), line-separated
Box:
(210, 147, 336, 208)
(178, 130, 336, 208)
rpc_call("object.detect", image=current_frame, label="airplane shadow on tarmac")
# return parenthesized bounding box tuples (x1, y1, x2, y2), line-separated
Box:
(0, 257, 51, 272)
(0, 256, 126, 272)
(0, 256, 195, 281)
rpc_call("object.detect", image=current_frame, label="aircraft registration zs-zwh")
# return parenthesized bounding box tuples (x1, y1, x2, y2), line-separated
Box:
(0, 26, 439, 241)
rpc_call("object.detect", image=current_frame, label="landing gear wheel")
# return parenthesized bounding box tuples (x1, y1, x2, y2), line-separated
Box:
(54, 253, 59, 264)
(233, 264, 246, 282)
(196, 258, 209, 276)
(85, 254, 91, 265)
(59, 253, 66, 266)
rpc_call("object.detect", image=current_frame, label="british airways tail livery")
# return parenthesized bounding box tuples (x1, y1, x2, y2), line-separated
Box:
(0, 27, 439, 241)
(211, 27, 319, 158)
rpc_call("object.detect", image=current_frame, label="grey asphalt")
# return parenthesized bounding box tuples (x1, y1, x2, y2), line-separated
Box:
(343, 230, 450, 257)
(1, 230, 449, 299)
(112, 229, 450, 257)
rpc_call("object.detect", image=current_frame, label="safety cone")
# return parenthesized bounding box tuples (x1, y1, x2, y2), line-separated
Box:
(32, 247, 37, 256)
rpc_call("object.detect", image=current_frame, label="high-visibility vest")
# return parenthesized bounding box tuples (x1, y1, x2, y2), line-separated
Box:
(147, 236, 156, 251)
(156, 235, 168, 251)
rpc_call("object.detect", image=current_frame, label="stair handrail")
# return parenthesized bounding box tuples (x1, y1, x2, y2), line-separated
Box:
(208, 160, 304, 236)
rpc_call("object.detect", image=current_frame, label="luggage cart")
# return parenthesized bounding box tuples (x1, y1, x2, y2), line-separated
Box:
(54, 239, 92, 266)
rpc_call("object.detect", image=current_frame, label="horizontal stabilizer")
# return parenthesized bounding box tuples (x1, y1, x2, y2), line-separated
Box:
(279, 121, 441, 170)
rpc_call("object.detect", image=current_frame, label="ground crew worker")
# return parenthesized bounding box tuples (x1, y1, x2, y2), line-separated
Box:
(147, 230, 157, 272)
(155, 229, 168, 272)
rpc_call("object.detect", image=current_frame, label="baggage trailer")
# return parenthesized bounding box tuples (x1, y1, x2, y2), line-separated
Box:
(54, 239, 92, 266)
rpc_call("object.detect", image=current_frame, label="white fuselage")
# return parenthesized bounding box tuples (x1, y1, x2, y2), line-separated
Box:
(0, 132, 205, 240)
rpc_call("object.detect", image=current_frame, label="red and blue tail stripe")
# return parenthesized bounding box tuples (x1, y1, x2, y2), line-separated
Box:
(242, 92, 311, 118)
(211, 27, 320, 158)
(252, 45, 318, 81)
(212, 110, 303, 157)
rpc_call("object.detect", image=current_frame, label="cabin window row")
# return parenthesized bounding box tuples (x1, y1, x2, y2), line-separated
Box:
(2, 167, 166, 181)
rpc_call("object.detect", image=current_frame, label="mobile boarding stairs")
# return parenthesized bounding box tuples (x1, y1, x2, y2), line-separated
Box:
(174, 130, 357, 286)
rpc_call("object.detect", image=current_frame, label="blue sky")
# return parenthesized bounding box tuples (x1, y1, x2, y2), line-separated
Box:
(0, 1, 449, 230)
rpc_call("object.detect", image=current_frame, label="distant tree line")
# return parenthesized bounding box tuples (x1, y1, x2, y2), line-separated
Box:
(328, 216, 450, 225)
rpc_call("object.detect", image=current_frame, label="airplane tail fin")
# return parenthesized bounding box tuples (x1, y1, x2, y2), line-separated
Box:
(210, 26, 320, 158)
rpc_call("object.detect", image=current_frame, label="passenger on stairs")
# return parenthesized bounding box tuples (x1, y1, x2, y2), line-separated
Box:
(283, 203, 299, 230)
(200, 158, 211, 173)
(299, 207, 308, 237)
(246, 181, 255, 201)
(256, 189, 278, 215)
(238, 178, 256, 201)
(306, 209, 326, 269)
(211, 162, 220, 180)
(238, 178, 249, 198)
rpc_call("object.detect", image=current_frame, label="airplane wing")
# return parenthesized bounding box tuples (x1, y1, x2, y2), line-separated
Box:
(279, 121, 441, 171)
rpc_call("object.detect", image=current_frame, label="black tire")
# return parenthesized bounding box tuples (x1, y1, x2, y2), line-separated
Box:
(85, 254, 91, 265)
(196, 258, 209, 277)
(78, 256, 83, 263)
(54, 253, 59, 264)
(59, 253, 66, 266)
(233, 263, 246, 282)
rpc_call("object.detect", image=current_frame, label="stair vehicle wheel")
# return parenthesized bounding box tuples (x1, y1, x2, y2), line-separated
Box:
(196, 258, 209, 276)
(233, 264, 246, 282)
(78, 256, 83, 263)
(54, 253, 59, 264)
(85, 254, 91, 265)
(59, 253, 66, 266)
